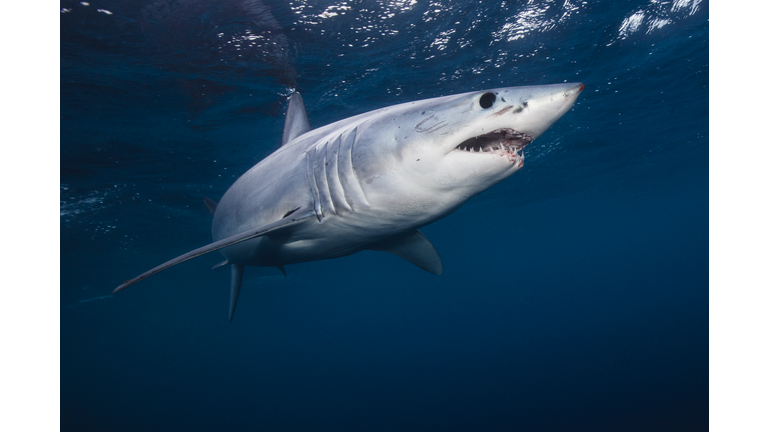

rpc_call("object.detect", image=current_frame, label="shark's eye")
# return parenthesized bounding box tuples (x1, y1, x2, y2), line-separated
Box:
(479, 92, 496, 109)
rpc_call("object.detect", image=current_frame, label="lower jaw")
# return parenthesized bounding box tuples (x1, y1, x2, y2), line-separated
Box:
(496, 149, 525, 167)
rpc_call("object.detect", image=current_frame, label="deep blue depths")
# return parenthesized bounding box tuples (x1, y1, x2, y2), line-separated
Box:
(61, 1, 708, 430)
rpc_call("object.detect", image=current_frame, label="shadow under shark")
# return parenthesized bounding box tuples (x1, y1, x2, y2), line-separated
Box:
(115, 83, 584, 321)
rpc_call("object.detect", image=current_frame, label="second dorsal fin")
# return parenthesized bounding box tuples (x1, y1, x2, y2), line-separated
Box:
(203, 197, 218, 215)
(281, 92, 311, 146)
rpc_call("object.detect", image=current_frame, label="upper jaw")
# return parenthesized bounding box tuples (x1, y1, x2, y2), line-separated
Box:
(452, 128, 533, 154)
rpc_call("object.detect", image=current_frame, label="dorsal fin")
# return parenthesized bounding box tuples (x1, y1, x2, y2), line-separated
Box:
(281, 92, 311, 146)
(203, 197, 218, 215)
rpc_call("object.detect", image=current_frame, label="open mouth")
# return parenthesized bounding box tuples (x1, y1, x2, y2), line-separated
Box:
(454, 128, 533, 154)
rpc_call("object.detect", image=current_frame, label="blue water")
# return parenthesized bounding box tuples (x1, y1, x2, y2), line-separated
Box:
(61, 1, 708, 430)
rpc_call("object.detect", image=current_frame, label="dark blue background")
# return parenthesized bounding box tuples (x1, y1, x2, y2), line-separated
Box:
(61, 0, 708, 430)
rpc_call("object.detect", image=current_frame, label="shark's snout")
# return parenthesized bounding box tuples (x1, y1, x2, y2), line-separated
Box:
(568, 83, 585, 96)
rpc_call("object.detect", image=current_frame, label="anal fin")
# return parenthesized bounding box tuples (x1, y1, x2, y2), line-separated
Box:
(276, 265, 287, 277)
(366, 230, 443, 275)
(229, 264, 244, 323)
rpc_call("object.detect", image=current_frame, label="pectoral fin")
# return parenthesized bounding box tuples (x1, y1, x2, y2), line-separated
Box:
(113, 206, 315, 293)
(366, 230, 443, 275)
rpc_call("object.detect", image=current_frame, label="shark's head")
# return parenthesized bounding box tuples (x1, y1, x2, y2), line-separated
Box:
(351, 82, 583, 222)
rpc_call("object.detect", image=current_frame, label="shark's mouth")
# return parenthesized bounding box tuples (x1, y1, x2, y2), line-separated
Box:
(454, 128, 533, 154)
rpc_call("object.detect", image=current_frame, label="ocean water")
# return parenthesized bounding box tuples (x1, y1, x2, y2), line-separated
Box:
(60, 0, 708, 430)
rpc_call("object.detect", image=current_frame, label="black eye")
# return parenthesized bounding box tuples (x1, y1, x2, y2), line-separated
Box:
(479, 92, 496, 109)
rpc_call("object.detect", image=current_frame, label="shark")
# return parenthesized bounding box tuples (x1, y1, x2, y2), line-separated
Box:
(114, 82, 584, 321)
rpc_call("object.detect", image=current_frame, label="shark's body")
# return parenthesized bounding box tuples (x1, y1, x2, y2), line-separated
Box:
(115, 83, 584, 320)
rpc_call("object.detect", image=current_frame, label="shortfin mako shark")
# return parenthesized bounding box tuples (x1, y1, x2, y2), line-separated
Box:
(115, 83, 584, 321)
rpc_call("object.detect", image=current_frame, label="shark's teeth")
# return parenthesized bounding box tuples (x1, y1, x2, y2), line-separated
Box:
(454, 128, 533, 155)
(453, 136, 528, 168)
(455, 144, 525, 157)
